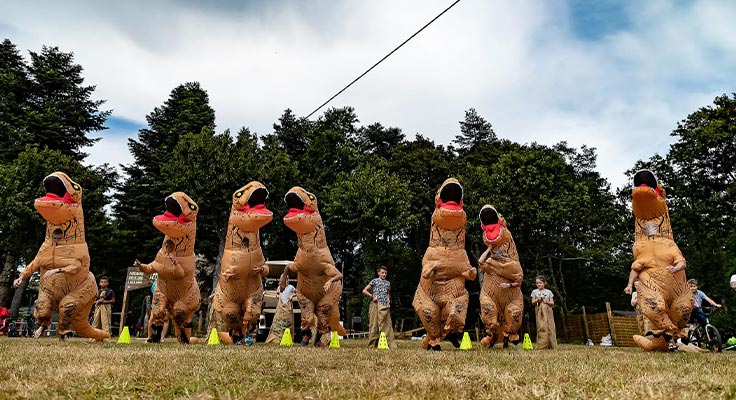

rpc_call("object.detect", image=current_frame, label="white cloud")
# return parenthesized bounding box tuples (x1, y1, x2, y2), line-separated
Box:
(2, 0, 735, 189)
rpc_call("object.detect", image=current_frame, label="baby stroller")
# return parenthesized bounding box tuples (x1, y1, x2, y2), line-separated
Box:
(0, 306, 10, 335)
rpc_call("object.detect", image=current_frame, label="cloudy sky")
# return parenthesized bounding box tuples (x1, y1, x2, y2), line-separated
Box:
(2, 0, 734, 188)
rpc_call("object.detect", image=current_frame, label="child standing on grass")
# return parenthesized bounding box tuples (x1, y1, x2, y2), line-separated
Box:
(531, 276, 557, 349)
(363, 266, 397, 349)
(266, 283, 296, 344)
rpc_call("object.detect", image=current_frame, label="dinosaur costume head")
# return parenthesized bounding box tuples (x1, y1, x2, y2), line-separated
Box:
(479, 205, 511, 246)
(231, 181, 273, 231)
(433, 178, 466, 231)
(632, 169, 672, 240)
(153, 192, 198, 239)
(34, 172, 83, 226)
(283, 187, 321, 234)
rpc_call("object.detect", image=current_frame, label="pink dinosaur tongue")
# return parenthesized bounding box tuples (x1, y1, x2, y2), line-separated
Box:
(285, 207, 313, 219)
(439, 200, 463, 211)
(155, 211, 191, 224)
(638, 183, 662, 196)
(483, 223, 502, 241)
(37, 192, 76, 204)
(238, 203, 272, 215)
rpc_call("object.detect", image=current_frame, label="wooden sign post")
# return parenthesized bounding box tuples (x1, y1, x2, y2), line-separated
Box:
(119, 268, 156, 336)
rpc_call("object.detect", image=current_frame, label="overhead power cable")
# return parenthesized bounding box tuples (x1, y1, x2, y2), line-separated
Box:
(305, 0, 462, 118)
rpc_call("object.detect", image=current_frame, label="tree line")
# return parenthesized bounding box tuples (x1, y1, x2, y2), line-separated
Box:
(1, 38, 734, 333)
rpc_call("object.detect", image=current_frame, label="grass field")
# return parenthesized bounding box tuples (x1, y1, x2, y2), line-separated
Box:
(1, 336, 735, 399)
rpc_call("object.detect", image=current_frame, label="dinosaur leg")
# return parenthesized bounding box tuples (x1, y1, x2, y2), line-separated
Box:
(633, 282, 673, 351)
(63, 274, 109, 341)
(443, 291, 469, 336)
(319, 279, 346, 336)
(220, 300, 243, 342)
(242, 289, 263, 335)
(669, 291, 694, 339)
(297, 291, 317, 345)
(32, 290, 54, 338)
(172, 301, 198, 344)
(503, 295, 523, 344)
(638, 284, 677, 336)
(479, 291, 499, 347)
(412, 287, 442, 349)
(147, 291, 169, 343)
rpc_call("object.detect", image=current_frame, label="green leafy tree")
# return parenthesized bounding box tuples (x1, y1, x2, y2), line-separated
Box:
(630, 94, 736, 331)
(0, 147, 116, 313)
(162, 127, 259, 293)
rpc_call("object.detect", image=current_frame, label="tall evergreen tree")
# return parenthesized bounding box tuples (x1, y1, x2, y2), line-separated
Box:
(453, 108, 496, 150)
(114, 82, 216, 260)
(0, 39, 33, 160)
(24, 46, 109, 160)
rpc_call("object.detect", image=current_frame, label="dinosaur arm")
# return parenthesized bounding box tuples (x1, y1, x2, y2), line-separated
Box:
(421, 261, 439, 279)
(488, 258, 522, 282)
(462, 265, 477, 281)
(136, 259, 161, 275)
(323, 264, 342, 292)
(168, 256, 186, 279)
(631, 259, 645, 272)
(60, 258, 83, 275)
(478, 247, 492, 264)
(18, 259, 40, 281)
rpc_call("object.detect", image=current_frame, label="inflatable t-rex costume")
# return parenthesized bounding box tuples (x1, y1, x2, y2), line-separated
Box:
(212, 182, 272, 344)
(135, 192, 201, 344)
(280, 187, 346, 346)
(630, 170, 692, 351)
(413, 178, 477, 350)
(477, 205, 523, 348)
(13, 172, 109, 341)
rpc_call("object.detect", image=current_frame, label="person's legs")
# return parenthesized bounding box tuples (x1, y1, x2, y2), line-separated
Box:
(101, 304, 112, 336)
(367, 301, 379, 348)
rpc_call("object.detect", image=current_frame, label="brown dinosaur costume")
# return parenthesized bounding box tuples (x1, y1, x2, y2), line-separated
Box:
(413, 178, 477, 350)
(629, 170, 693, 351)
(279, 187, 346, 346)
(477, 205, 523, 349)
(135, 192, 201, 344)
(212, 182, 273, 344)
(13, 172, 109, 341)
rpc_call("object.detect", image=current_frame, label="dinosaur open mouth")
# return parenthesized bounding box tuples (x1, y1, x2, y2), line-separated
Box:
(633, 170, 657, 189)
(155, 196, 191, 223)
(480, 207, 502, 241)
(633, 170, 663, 197)
(284, 192, 312, 219)
(438, 182, 463, 211)
(36, 175, 75, 204)
(237, 187, 272, 216)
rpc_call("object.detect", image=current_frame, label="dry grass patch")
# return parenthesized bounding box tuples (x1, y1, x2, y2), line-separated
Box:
(1, 337, 735, 399)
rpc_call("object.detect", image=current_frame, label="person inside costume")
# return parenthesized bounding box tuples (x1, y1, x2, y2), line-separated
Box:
(13, 172, 109, 341)
(279, 186, 346, 347)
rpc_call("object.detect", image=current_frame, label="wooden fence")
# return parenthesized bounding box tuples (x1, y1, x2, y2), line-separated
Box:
(555, 302, 639, 347)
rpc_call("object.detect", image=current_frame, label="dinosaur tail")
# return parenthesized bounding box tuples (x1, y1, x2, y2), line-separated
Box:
(329, 308, 346, 336)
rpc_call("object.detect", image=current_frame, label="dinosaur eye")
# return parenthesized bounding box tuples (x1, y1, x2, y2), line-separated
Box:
(72, 184, 80, 191)
(235, 191, 243, 198)
(189, 204, 197, 210)
(308, 194, 315, 200)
